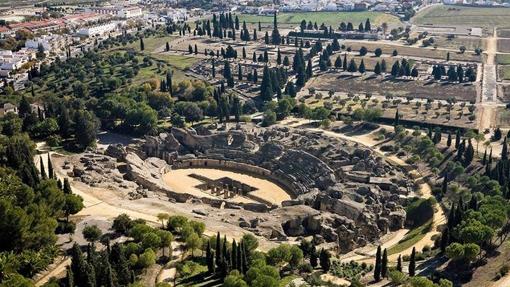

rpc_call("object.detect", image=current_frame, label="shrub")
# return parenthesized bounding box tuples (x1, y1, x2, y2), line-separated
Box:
(56, 221, 76, 234)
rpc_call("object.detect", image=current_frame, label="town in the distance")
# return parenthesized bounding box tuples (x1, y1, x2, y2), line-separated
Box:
(0, 0, 509, 286)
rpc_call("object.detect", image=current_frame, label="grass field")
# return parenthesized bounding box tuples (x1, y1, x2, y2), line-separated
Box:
(388, 220, 433, 255)
(238, 11, 402, 28)
(111, 35, 199, 83)
(499, 65, 510, 80)
(126, 35, 178, 53)
(413, 5, 510, 29)
(497, 54, 510, 64)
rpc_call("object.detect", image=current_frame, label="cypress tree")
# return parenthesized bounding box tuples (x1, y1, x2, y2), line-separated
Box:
(374, 246, 381, 281)
(260, 65, 273, 101)
(215, 232, 221, 268)
(140, 37, 144, 51)
(442, 173, 448, 194)
(381, 248, 388, 278)
(319, 249, 330, 272)
(409, 247, 416, 276)
(440, 227, 449, 253)
(397, 255, 402, 272)
(66, 267, 74, 287)
(359, 58, 366, 74)
(342, 53, 347, 71)
(110, 243, 130, 285)
(64, 178, 72, 194)
(482, 149, 487, 165)
(236, 242, 242, 272)
(310, 247, 318, 268)
(206, 241, 214, 273)
(446, 132, 452, 147)
(232, 240, 237, 271)
(502, 137, 508, 160)
(39, 156, 47, 180)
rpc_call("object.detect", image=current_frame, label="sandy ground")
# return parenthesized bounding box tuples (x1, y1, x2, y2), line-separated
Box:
(162, 168, 291, 205)
(321, 273, 350, 286)
(156, 242, 184, 285)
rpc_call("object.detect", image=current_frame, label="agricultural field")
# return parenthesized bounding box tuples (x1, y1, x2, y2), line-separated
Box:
(342, 40, 482, 62)
(306, 73, 477, 103)
(498, 39, 510, 53)
(432, 35, 483, 51)
(498, 28, 510, 38)
(496, 54, 510, 65)
(412, 5, 510, 29)
(237, 11, 402, 29)
(499, 65, 510, 81)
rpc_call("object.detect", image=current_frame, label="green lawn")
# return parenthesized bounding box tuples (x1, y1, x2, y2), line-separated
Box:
(151, 54, 199, 70)
(413, 5, 510, 28)
(127, 35, 178, 53)
(497, 54, 510, 65)
(499, 65, 510, 80)
(238, 11, 402, 28)
(388, 220, 433, 255)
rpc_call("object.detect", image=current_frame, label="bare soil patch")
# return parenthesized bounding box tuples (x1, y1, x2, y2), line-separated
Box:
(308, 72, 477, 102)
(498, 39, 510, 53)
(343, 40, 482, 62)
(162, 168, 291, 206)
(497, 29, 510, 38)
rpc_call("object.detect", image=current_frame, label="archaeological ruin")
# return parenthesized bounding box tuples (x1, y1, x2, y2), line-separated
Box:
(58, 123, 414, 253)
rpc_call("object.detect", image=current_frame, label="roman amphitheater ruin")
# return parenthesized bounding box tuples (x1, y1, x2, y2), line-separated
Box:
(56, 124, 414, 253)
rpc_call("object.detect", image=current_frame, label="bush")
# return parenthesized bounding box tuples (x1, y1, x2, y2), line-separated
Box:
(56, 221, 76, 234)
(298, 262, 313, 273)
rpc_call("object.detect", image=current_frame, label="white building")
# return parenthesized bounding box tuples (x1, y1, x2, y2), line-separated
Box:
(0, 49, 34, 72)
(25, 34, 67, 54)
(86, 5, 143, 19)
(77, 22, 119, 37)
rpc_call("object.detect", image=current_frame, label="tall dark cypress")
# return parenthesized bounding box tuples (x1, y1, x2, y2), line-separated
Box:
(396, 255, 402, 272)
(215, 232, 221, 268)
(455, 129, 461, 149)
(236, 241, 242, 272)
(374, 245, 381, 281)
(206, 241, 214, 273)
(47, 154, 53, 179)
(409, 247, 416, 276)
(440, 227, 449, 253)
(446, 132, 452, 147)
(381, 248, 388, 278)
(66, 267, 74, 287)
(39, 156, 47, 179)
(503, 137, 508, 160)
(231, 240, 237, 271)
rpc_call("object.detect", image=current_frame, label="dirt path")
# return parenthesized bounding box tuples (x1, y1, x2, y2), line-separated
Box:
(34, 257, 71, 287)
(157, 242, 184, 286)
(479, 27, 501, 131)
